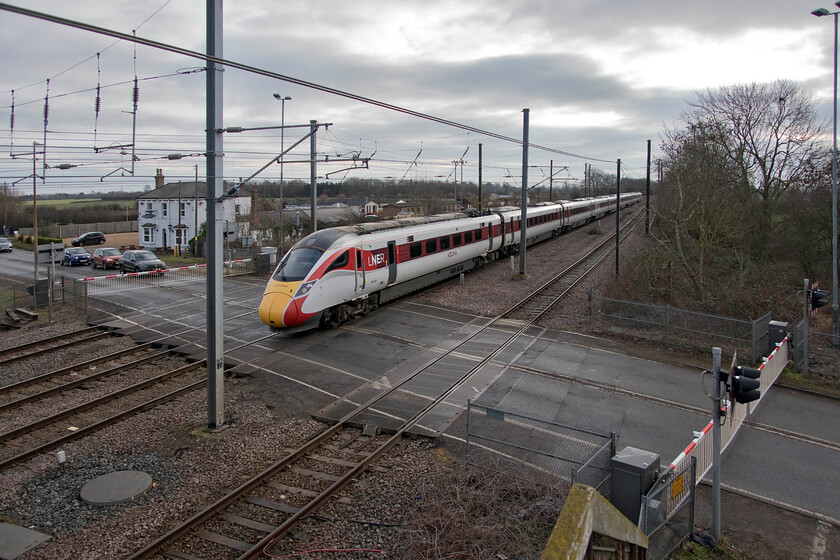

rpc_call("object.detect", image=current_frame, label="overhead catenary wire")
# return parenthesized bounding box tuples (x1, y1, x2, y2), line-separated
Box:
(0, 2, 615, 165)
(0, 0, 173, 97)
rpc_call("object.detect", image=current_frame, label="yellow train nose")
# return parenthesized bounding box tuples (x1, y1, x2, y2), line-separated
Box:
(259, 282, 300, 328)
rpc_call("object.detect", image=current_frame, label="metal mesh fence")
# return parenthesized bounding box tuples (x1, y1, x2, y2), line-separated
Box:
(793, 319, 840, 381)
(640, 457, 696, 560)
(590, 294, 769, 364)
(465, 401, 615, 492)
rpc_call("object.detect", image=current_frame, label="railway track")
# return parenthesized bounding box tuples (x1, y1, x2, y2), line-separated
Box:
(0, 307, 277, 474)
(0, 359, 206, 471)
(124, 208, 648, 559)
(0, 325, 112, 367)
(507, 206, 645, 321)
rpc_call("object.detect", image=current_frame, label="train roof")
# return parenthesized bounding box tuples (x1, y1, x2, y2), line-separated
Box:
(332, 213, 471, 236)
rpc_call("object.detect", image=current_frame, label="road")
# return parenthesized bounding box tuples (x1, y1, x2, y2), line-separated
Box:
(0, 245, 146, 284)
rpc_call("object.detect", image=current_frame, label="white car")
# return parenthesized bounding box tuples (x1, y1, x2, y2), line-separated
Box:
(0, 237, 12, 252)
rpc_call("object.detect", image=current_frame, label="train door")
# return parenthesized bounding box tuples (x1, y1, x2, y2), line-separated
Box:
(387, 241, 397, 285)
(355, 246, 365, 293)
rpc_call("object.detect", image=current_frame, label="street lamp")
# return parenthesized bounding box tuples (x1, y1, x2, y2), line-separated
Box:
(273, 93, 291, 256)
(812, 2, 840, 343)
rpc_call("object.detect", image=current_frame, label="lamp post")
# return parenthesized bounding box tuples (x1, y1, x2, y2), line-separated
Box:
(273, 93, 291, 256)
(813, 2, 840, 344)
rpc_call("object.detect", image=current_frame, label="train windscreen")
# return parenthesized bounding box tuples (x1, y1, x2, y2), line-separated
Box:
(272, 247, 324, 282)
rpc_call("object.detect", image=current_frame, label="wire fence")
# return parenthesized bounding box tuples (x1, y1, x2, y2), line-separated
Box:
(465, 401, 615, 495)
(640, 457, 696, 560)
(589, 292, 772, 364)
(793, 318, 840, 381)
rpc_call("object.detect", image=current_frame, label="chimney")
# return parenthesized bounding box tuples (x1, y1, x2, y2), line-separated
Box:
(155, 168, 165, 189)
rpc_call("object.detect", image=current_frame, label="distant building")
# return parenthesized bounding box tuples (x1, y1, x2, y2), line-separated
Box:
(364, 200, 380, 216)
(135, 170, 252, 250)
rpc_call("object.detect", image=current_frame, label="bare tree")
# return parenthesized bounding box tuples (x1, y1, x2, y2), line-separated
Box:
(684, 80, 828, 254)
(653, 123, 747, 304)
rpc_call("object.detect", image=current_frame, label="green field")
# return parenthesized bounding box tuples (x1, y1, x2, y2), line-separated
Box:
(23, 198, 134, 208)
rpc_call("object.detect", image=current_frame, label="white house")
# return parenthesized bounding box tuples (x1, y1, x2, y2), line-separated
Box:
(136, 173, 251, 250)
(364, 200, 379, 216)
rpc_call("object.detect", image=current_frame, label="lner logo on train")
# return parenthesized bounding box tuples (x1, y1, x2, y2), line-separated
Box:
(366, 248, 388, 269)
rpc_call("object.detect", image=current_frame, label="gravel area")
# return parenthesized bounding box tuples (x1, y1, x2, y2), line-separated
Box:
(420, 210, 650, 332)
(0, 215, 644, 560)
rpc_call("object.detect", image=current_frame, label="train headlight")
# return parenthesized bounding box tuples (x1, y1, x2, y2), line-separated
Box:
(294, 280, 317, 298)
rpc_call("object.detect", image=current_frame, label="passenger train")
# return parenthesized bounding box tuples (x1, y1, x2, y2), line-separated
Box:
(259, 192, 643, 332)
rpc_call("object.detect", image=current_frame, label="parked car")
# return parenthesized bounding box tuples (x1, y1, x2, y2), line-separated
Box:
(0, 237, 11, 252)
(61, 247, 92, 266)
(71, 231, 106, 246)
(92, 247, 123, 269)
(120, 250, 166, 274)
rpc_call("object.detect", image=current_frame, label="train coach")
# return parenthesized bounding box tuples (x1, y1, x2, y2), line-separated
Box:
(259, 192, 642, 332)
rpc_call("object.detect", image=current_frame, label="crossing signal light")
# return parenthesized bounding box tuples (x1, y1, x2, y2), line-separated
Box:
(810, 288, 831, 312)
(731, 365, 761, 404)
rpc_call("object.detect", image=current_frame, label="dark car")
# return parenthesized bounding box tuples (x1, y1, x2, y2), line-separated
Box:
(0, 237, 11, 252)
(71, 232, 106, 246)
(92, 247, 123, 269)
(61, 247, 92, 266)
(120, 250, 166, 274)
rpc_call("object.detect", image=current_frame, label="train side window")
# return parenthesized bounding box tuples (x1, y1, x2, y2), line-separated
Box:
(440, 237, 450, 250)
(452, 233, 462, 247)
(426, 239, 437, 253)
(475, 229, 482, 240)
(409, 242, 422, 259)
(356, 250, 362, 269)
(325, 250, 350, 273)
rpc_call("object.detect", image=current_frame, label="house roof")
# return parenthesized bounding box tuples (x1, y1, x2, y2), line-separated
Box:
(137, 181, 252, 200)
(259, 207, 356, 226)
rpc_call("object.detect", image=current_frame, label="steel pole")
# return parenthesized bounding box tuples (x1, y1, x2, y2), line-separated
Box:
(32, 142, 38, 308)
(646, 139, 651, 235)
(832, 13, 839, 345)
(518, 108, 529, 275)
(711, 346, 722, 542)
(310, 120, 317, 233)
(279, 96, 288, 256)
(615, 159, 621, 277)
(205, 0, 225, 429)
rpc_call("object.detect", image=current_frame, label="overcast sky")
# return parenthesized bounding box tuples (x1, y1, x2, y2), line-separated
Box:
(0, 0, 834, 195)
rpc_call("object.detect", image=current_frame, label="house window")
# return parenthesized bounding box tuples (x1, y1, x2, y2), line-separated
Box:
(180, 202, 186, 217)
(143, 227, 155, 244)
(235, 204, 241, 215)
(162, 203, 168, 217)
